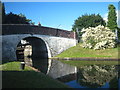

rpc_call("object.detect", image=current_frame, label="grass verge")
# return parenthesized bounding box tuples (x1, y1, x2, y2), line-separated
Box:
(1, 61, 70, 88)
(55, 43, 119, 58)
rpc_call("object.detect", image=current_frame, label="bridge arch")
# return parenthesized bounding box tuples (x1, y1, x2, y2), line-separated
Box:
(16, 36, 52, 74)
(16, 36, 51, 61)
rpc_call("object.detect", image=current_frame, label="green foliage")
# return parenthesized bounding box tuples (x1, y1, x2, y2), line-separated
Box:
(117, 27, 120, 40)
(4, 12, 34, 24)
(107, 4, 117, 31)
(2, 2, 5, 24)
(1, 2, 35, 24)
(0, 2, 5, 23)
(72, 14, 106, 37)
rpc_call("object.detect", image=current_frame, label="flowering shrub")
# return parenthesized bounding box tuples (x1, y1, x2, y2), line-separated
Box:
(81, 25, 116, 50)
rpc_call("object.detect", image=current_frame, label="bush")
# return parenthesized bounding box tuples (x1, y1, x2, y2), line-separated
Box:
(81, 25, 116, 50)
(117, 28, 120, 40)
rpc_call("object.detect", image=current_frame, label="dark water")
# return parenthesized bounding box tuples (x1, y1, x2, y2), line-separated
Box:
(24, 58, 119, 88)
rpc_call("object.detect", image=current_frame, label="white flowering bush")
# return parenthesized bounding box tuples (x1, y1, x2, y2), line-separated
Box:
(81, 25, 116, 50)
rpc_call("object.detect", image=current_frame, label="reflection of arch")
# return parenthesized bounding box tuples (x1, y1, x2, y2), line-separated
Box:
(16, 36, 51, 74)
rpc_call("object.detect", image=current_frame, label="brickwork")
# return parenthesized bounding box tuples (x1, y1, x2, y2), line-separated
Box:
(2, 24, 76, 39)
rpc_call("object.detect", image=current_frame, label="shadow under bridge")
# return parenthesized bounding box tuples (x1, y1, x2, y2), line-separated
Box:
(16, 37, 50, 73)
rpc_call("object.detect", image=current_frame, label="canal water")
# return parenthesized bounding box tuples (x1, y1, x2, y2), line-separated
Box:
(24, 57, 119, 88)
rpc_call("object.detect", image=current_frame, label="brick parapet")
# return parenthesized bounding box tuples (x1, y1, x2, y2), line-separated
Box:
(2, 24, 76, 39)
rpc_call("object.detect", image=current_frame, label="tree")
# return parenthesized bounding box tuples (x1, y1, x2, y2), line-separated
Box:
(1, 2, 5, 24)
(117, 27, 120, 40)
(107, 4, 117, 32)
(1, 2, 35, 25)
(4, 12, 34, 24)
(72, 14, 106, 39)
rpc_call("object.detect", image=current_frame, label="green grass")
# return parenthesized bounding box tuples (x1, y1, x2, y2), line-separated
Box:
(55, 43, 119, 58)
(1, 61, 33, 71)
(1, 61, 70, 88)
(58, 60, 119, 68)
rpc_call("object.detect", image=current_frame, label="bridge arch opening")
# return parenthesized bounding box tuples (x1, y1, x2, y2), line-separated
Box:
(16, 36, 50, 74)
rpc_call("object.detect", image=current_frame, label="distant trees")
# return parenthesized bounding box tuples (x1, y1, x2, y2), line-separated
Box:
(72, 14, 106, 39)
(72, 4, 119, 43)
(1, 2, 34, 25)
(107, 4, 117, 32)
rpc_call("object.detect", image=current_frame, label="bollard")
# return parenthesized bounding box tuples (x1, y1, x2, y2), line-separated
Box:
(20, 62, 25, 70)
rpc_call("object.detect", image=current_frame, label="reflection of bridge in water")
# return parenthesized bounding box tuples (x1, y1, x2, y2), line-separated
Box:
(24, 57, 77, 78)
(47, 60, 119, 88)
(23, 55, 119, 88)
(24, 57, 119, 88)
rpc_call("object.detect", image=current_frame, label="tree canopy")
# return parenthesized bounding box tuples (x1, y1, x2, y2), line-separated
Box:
(72, 14, 106, 36)
(2, 2, 5, 24)
(4, 12, 34, 24)
(107, 4, 117, 31)
(1, 2, 34, 25)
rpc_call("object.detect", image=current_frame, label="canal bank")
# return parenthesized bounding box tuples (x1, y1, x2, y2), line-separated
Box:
(1, 61, 70, 88)
(50, 57, 119, 61)
(1, 59, 119, 88)
(54, 43, 119, 59)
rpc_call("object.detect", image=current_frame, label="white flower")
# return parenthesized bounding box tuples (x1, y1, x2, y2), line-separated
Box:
(81, 25, 116, 50)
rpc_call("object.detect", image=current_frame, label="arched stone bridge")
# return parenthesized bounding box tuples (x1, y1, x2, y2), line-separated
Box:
(2, 25, 77, 61)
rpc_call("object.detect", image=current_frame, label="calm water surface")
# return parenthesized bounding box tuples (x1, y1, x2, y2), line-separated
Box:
(25, 57, 119, 88)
